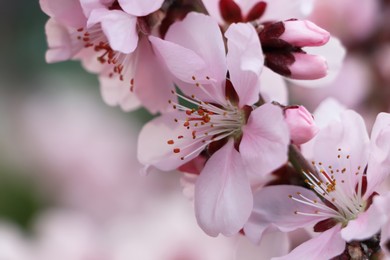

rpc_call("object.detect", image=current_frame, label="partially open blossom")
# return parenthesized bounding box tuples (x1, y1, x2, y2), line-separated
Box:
(244, 110, 390, 259)
(138, 13, 290, 236)
(284, 105, 318, 145)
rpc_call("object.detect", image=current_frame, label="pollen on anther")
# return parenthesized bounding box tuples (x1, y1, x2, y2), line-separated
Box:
(338, 148, 342, 151)
(337, 155, 341, 158)
(346, 155, 350, 159)
(206, 76, 210, 80)
(173, 148, 180, 153)
(192, 76, 196, 80)
(288, 195, 292, 198)
(167, 140, 174, 145)
(174, 118, 178, 122)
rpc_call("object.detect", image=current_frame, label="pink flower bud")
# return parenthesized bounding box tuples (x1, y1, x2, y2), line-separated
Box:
(284, 106, 319, 145)
(289, 53, 328, 80)
(280, 20, 330, 47)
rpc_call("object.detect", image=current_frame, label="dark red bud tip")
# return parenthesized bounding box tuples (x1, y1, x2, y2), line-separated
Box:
(245, 1, 267, 22)
(219, 0, 243, 23)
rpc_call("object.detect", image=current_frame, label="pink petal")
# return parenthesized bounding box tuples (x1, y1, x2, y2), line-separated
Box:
(311, 110, 370, 198)
(88, 9, 138, 54)
(374, 193, 390, 257)
(225, 22, 264, 107)
(259, 68, 288, 104)
(365, 113, 390, 197)
(99, 75, 141, 112)
(195, 139, 253, 236)
(44, 19, 73, 63)
(79, 0, 106, 17)
(240, 103, 289, 181)
(133, 38, 175, 113)
(118, 0, 164, 16)
(273, 226, 345, 260)
(138, 113, 208, 171)
(164, 12, 227, 88)
(149, 36, 226, 104)
(340, 201, 385, 242)
(40, 0, 86, 28)
(201, 0, 223, 24)
(244, 185, 326, 244)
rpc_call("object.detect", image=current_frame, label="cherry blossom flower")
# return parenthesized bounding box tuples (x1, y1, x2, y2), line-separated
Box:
(244, 109, 390, 259)
(138, 12, 290, 236)
(40, 0, 171, 113)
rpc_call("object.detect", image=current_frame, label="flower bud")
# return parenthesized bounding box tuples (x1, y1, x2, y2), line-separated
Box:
(284, 106, 319, 145)
(265, 52, 328, 80)
(280, 20, 330, 47)
(289, 53, 328, 80)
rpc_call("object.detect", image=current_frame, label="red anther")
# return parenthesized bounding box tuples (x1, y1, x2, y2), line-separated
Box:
(173, 148, 181, 153)
(203, 115, 211, 123)
(77, 28, 84, 32)
(186, 110, 193, 115)
(197, 109, 205, 116)
(130, 78, 134, 85)
(178, 135, 184, 139)
(183, 121, 190, 127)
(167, 140, 174, 145)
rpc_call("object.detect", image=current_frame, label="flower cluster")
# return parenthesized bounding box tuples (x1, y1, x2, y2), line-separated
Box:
(39, 0, 390, 259)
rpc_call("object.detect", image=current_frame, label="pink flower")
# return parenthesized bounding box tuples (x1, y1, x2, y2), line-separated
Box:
(138, 13, 290, 236)
(284, 105, 319, 145)
(40, 0, 171, 113)
(244, 110, 390, 259)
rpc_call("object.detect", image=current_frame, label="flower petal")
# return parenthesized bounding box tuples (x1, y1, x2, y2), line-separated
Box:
(99, 74, 141, 112)
(138, 113, 208, 171)
(195, 139, 253, 237)
(44, 19, 73, 63)
(164, 12, 227, 88)
(310, 110, 370, 198)
(225, 22, 263, 107)
(133, 38, 174, 113)
(40, 0, 86, 28)
(88, 9, 138, 54)
(118, 0, 164, 16)
(240, 103, 289, 181)
(244, 185, 326, 244)
(366, 113, 390, 197)
(260, 68, 288, 104)
(341, 200, 385, 241)
(273, 226, 345, 260)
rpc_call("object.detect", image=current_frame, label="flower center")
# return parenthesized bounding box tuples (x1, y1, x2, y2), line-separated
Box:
(289, 148, 367, 226)
(75, 26, 135, 91)
(166, 79, 247, 160)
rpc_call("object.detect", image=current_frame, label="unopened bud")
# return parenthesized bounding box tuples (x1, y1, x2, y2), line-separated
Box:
(280, 20, 330, 47)
(289, 53, 328, 80)
(265, 52, 328, 80)
(284, 106, 319, 145)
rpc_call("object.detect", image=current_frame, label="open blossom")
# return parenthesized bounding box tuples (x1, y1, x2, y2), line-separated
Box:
(244, 108, 390, 259)
(138, 13, 289, 236)
(40, 0, 172, 113)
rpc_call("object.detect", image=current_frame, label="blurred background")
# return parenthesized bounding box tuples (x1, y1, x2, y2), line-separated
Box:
(0, 0, 389, 259)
